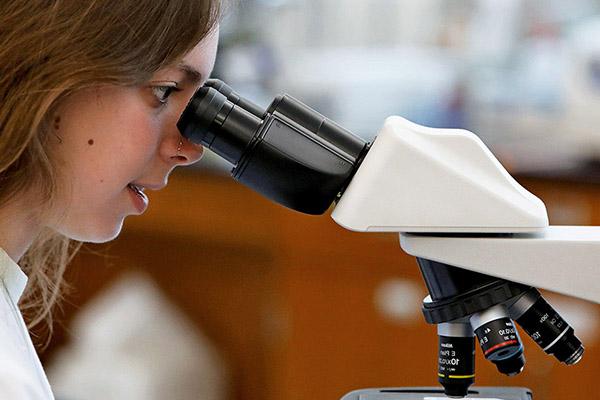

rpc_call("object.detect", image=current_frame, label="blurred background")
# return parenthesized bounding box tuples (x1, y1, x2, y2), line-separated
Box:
(39, 0, 600, 399)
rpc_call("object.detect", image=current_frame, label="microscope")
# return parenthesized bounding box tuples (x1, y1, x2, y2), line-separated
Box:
(177, 80, 600, 399)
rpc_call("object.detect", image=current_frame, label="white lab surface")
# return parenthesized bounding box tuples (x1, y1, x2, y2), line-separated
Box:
(0, 248, 54, 400)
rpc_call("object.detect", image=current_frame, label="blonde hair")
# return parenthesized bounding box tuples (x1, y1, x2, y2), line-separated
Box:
(0, 0, 222, 346)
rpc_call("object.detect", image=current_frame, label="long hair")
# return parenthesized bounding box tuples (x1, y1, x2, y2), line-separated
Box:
(0, 0, 222, 346)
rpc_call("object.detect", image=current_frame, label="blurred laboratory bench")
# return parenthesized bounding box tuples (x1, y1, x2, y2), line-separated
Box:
(40, 168, 600, 400)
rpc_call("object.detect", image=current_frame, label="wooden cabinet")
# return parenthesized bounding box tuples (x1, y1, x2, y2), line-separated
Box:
(43, 171, 600, 400)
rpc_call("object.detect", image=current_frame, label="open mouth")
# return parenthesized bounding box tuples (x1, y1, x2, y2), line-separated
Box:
(127, 183, 146, 196)
(127, 182, 149, 213)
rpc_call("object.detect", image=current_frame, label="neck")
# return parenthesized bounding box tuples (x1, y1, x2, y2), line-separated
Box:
(0, 196, 43, 263)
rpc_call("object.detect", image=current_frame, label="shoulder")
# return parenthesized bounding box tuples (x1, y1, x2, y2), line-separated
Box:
(0, 357, 50, 399)
(0, 284, 52, 399)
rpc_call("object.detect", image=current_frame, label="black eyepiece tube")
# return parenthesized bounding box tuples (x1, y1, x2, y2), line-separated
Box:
(268, 95, 365, 160)
(205, 79, 266, 118)
(177, 80, 369, 215)
(178, 87, 262, 165)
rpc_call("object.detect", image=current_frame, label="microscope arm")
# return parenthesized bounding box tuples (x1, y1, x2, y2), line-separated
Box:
(400, 227, 600, 304)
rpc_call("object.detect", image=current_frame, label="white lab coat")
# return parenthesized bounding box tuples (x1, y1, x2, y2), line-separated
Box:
(0, 248, 54, 399)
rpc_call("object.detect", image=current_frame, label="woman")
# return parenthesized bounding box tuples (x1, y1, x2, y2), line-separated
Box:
(0, 1, 222, 397)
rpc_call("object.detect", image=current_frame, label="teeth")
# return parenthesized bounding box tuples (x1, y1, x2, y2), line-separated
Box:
(128, 183, 145, 194)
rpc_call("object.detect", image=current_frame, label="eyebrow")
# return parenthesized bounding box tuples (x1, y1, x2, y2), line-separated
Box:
(177, 63, 203, 85)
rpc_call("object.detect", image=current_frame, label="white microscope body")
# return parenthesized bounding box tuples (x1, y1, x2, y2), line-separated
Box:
(332, 116, 600, 305)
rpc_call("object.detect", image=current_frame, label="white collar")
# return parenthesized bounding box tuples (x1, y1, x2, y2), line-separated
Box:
(0, 248, 28, 304)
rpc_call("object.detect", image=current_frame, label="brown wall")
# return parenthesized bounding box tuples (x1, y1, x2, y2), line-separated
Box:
(41, 170, 600, 400)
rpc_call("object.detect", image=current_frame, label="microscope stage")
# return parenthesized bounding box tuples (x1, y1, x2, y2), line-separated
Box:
(340, 387, 532, 400)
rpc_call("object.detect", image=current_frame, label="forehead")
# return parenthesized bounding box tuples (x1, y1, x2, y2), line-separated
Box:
(182, 27, 219, 71)
(157, 26, 219, 83)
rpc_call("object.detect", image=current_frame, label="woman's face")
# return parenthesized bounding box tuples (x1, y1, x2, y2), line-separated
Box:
(46, 28, 219, 243)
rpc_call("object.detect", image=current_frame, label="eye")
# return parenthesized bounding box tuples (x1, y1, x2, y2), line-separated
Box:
(150, 84, 181, 105)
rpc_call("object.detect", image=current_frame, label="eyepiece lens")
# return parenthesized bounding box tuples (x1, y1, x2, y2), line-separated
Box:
(177, 84, 264, 166)
(177, 86, 227, 147)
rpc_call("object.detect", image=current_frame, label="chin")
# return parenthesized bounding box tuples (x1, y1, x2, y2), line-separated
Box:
(60, 218, 125, 243)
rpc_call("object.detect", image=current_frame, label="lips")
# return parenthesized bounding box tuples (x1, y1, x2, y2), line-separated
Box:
(129, 181, 167, 191)
(127, 183, 149, 213)
(127, 183, 145, 196)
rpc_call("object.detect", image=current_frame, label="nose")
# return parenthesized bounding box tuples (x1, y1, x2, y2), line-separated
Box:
(170, 135, 204, 166)
(163, 93, 204, 167)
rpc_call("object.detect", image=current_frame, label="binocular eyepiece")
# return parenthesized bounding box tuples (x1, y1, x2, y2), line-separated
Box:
(177, 79, 369, 214)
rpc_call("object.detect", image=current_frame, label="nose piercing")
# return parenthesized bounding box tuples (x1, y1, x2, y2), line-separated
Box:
(177, 138, 183, 155)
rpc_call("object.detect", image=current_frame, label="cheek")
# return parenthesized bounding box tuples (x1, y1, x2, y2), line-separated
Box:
(54, 92, 162, 199)
(114, 113, 162, 164)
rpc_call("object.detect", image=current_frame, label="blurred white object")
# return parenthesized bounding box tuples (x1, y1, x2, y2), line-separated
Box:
(469, 15, 600, 167)
(466, 0, 523, 65)
(46, 273, 226, 400)
(271, 46, 461, 138)
(562, 17, 600, 158)
(373, 279, 423, 323)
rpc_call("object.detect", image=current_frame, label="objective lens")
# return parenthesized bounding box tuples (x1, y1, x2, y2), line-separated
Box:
(437, 323, 475, 398)
(510, 289, 584, 365)
(470, 305, 526, 376)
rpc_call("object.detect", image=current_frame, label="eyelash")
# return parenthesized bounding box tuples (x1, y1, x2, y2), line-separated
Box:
(151, 84, 182, 105)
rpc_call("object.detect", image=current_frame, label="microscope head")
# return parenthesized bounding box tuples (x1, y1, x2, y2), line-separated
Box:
(178, 80, 550, 233)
